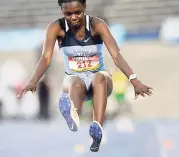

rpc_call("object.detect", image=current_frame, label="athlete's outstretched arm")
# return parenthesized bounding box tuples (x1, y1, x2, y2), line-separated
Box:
(93, 18, 153, 98)
(31, 22, 59, 82)
(17, 21, 60, 98)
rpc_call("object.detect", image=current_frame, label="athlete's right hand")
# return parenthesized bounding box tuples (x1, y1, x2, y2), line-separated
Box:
(17, 81, 37, 98)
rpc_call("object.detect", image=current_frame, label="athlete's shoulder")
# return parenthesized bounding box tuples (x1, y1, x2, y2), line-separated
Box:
(90, 16, 107, 27)
(90, 16, 109, 34)
(46, 19, 62, 30)
(46, 18, 65, 36)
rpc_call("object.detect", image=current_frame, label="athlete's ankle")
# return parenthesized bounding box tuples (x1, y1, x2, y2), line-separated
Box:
(92, 120, 103, 128)
(93, 120, 103, 126)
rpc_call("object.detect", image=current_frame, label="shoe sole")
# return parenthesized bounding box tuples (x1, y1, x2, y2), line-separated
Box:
(59, 93, 79, 132)
(89, 121, 103, 152)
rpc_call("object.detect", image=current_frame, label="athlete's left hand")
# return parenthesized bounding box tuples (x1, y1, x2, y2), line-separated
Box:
(131, 79, 153, 99)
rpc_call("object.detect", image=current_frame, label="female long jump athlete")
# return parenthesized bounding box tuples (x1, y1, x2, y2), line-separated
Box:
(17, 0, 153, 152)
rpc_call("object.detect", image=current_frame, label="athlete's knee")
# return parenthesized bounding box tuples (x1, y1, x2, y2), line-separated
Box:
(71, 80, 86, 92)
(93, 72, 106, 84)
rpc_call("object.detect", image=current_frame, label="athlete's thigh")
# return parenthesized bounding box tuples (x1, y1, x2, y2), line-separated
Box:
(62, 75, 87, 93)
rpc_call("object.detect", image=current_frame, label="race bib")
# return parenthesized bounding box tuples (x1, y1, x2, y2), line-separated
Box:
(68, 55, 100, 72)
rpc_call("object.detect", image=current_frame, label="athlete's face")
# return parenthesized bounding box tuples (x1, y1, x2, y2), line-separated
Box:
(61, 1, 86, 28)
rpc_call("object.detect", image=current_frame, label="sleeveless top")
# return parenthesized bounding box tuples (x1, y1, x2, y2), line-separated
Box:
(57, 15, 105, 74)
